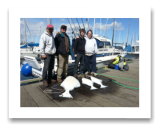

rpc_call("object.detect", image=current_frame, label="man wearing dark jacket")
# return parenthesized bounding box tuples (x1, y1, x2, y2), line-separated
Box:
(74, 29, 86, 77)
(55, 25, 71, 83)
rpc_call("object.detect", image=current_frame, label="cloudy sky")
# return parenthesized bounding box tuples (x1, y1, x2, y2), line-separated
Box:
(20, 18, 139, 45)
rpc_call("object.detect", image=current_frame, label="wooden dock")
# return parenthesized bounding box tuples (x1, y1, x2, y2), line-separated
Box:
(20, 58, 139, 107)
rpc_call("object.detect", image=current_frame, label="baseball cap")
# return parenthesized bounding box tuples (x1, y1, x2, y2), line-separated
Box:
(47, 24, 54, 29)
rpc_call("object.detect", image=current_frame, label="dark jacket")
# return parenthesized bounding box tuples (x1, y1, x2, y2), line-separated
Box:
(74, 36, 86, 54)
(55, 31, 71, 56)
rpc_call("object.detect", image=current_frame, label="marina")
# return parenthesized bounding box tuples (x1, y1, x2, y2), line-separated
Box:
(20, 18, 139, 107)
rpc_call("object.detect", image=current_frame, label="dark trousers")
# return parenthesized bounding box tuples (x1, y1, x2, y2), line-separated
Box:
(108, 61, 115, 69)
(74, 53, 84, 74)
(84, 54, 96, 73)
(42, 54, 55, 83)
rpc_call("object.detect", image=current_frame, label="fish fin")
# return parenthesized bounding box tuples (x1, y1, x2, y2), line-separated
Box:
(90, 85, 98, 90)
(59, 90, 73, 98)
(100, 85, 108, 88)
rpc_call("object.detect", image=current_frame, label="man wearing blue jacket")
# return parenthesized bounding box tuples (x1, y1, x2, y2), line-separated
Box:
(39, 24, 56, 87)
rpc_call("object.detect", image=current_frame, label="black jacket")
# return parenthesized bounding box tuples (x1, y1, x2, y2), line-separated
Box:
(74, 37, 86, 54)
(54, 32, 71, 56)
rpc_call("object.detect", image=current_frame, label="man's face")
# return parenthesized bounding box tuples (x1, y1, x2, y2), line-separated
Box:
(47, 28, 54, 34)
(87, 31, 92, 38)
(80, 32, 85, 37)
(61, 26, 67, 33)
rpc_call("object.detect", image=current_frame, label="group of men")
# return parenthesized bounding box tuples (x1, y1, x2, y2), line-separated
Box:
(39, 24, 129, 87)
(39, 24, 98, 87)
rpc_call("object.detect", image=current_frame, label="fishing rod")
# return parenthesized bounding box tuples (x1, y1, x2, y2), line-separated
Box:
(71, 18, 79, 35)
(67, 18, 76, 38)
(81, 18, 86, 31)
(86, 18, 90, 30)
(76, 18, 81, 29)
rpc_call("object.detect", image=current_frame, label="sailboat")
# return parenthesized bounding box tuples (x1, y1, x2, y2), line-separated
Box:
(124, 29, 139, 58)
(20, 18, 40, 59)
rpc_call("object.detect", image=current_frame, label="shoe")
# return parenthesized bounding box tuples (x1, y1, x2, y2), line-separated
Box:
(85, 71, 90, 78)
(43, 80, 49, 87)
(91, 72, 98, 77)
(85, 71, 89, 75)
(63, 76, 67, 80)
(74, 74, 78, 78)
(51, 79, 57, 83)
(57, 78, 63, 83)
(79, 72, 85, 78)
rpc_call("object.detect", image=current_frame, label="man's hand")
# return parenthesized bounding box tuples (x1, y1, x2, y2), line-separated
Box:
(56, 32, 61, 35)
(42, 55, 47, 58)
(75, 54, 77, 57)
(72, 49, 74, 52)
(76, 36, 79, 39)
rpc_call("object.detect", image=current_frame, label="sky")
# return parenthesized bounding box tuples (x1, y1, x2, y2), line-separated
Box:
(20, 18, 139, 45)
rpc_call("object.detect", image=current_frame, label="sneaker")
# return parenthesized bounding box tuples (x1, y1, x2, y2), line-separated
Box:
(85, 71, 89, 75)
(43, 80, 49, 87)
(80, 72, 85, 77)
(78, 73, 84, 78)
(57, 78, 63, 83)
(51, 79, 57, 83)
(74, 74, 78, 78)
(91, 72, 98, 77)
(85, 71, 90, 78)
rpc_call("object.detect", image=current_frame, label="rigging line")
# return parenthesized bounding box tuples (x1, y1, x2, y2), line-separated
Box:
(81, 18, 86, 31)
(67, 18, 76, 38)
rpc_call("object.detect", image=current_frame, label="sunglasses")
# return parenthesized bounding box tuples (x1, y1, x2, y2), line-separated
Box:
(62, 27, 67, 30)
(48, 28, 54, 30)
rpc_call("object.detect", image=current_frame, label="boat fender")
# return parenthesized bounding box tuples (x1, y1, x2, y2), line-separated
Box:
(21, 63, 32, 77)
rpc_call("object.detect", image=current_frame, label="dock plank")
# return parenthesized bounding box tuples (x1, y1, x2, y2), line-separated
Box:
(23, 84, 60, 107)
(106, 84, 139, 105)
(92, 89, 139, 107)
(72, 92, 101, 107)
(35, 82, 81, 107)
(77, 89, 122, 107)
(21, 86, 38, 107)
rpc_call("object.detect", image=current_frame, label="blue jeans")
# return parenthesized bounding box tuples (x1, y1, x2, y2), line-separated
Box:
(84, 54, 96, 73)
(74, 53, 85, 74)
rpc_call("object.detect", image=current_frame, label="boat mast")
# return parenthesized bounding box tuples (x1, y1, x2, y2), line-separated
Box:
(112, 18, 115, 47)
(56, 21, 57, 34)
(100, 18, 101, 36)
(104, 18, 108, 37)
(47, 18, 50, 24)
(126, 18, 131, 47)
(25, 19, 34, 43)
(115, 22, 117, 46)
(86, 18, 90, 30)
(93, 18, 95, 35)
(119, 32, 121, 43)
(81, 18, 86, 31)
(40, 26, 41, 35)
(24, 18, 27, 44)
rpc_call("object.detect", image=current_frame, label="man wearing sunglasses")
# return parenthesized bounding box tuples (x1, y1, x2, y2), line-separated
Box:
(55, 25, 71, 83)
(39, 24, 56, 87)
